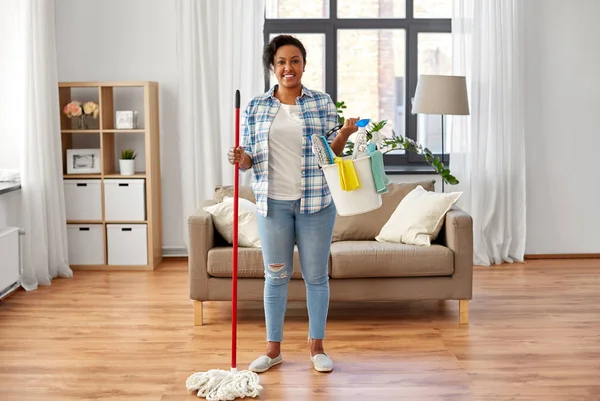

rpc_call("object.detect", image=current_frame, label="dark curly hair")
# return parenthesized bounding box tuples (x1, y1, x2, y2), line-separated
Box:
(262, 35, 307, 79)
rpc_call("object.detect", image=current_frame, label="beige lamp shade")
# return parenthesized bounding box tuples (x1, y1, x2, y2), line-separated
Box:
(412, 75, 470, 115)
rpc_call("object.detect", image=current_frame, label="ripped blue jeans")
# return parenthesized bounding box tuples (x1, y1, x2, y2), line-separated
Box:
(256, 197, 336, 343)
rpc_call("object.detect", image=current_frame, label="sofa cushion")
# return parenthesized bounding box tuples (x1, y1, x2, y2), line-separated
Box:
(329, 241, 453, 278)
(207, 246, 332, 279)
(331, 180, 436, 242)
(214, 185, 256, 204)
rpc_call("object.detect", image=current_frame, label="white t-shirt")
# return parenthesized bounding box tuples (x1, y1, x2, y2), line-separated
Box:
(267, 103, 303, 200)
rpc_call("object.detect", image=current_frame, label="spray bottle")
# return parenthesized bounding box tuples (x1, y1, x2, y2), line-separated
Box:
(352, 118, 371, 159)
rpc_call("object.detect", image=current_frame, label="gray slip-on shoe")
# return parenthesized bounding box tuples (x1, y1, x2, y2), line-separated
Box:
(311, 353, 333, 372)
(248, 354, 282, 373)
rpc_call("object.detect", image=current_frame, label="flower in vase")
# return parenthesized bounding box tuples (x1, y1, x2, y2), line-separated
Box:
(63, 101, 82, 118)
(83, 101, 99, 118)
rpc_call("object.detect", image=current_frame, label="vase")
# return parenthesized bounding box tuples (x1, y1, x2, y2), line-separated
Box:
(119, 159, 135, 176)
(77, 115, 88, 130)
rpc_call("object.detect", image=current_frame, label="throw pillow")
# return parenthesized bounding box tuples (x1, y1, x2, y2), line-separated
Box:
(223, 196, 257, 215)
(375, 185, 462, 246)
(331, 180, 436, 242)
(203, 198, 261, 248)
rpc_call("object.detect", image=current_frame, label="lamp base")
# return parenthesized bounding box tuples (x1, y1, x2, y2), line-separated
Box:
(441, 114, 445, 193)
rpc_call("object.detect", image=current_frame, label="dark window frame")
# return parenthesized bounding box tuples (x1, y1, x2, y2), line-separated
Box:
(264, 0, 451, 166)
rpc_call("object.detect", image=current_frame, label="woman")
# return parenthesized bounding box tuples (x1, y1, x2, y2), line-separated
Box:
(227, 35, 358, 373)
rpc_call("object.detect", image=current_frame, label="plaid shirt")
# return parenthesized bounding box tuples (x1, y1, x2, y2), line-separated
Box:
(241, 85, 338, 217)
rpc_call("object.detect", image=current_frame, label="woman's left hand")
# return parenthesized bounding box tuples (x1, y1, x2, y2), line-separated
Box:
(340, 117, 360, 137)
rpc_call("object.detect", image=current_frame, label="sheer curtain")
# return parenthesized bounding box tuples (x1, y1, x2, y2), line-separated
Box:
(9, 0, 72, 289)
(175, 0, 265, 248)
(450, 0, 527, 266)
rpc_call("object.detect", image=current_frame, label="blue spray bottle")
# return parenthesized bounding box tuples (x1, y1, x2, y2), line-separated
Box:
(352, 118, 371, 159)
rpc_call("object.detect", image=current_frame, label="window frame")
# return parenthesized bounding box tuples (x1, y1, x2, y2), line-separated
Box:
(264, 0, 451, 166)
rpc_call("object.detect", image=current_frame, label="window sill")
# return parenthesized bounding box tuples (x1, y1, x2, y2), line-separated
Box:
(384, 165, 438, 175)
(0, 182, 21, 195)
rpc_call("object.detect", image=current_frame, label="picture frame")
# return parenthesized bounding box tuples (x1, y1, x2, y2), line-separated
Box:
(66, 148, 101, 174)
(116, 110, 139, 129)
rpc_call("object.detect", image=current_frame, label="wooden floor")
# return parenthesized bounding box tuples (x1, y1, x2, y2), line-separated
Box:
(1, 259, 599, 401)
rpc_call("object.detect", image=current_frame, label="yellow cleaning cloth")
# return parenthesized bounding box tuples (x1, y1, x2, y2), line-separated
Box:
(334, 157, 361, 191)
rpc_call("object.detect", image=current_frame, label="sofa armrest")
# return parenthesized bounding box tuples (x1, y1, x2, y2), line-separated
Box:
(188, 200, 217, 301)
(442, 206, 473, 298)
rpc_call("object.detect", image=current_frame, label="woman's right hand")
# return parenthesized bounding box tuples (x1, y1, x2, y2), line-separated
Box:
(228, 146, 245, 165)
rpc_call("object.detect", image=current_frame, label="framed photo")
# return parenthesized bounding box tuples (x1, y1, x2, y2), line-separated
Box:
(67, 148, 101, 174)
(116, 110, 139, 129)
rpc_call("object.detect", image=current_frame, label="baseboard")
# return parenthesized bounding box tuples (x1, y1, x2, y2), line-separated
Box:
(0, 281, 21, 300)
(162, 246, 188, 257)
(525, 254, 600, 259)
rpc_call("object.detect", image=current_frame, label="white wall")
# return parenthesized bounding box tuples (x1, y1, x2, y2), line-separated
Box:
(524, 0, 600, 255)
(54, 0, 184, 252)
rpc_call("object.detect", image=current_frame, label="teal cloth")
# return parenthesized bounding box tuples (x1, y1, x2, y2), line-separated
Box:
(367, 146, 390, 194)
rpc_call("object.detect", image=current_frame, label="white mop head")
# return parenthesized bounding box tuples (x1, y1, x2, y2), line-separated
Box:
(186, 368, 262, 401)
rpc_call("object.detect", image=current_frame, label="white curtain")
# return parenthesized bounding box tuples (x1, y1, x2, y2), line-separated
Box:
(175, 0, 265, 248)
(450, 0, 527, 266)
(6, 0, 72, 289)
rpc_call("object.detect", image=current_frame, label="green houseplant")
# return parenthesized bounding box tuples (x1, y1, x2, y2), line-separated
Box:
(119, 148, 137, 176)
(336, 101, 459, 186)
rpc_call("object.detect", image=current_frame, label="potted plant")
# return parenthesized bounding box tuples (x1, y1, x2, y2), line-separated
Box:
(336, 101, 459, 185)
(119, 148, 137, 176)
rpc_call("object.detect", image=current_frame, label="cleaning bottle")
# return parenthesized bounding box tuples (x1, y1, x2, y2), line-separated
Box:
(352, 118, 371, 159)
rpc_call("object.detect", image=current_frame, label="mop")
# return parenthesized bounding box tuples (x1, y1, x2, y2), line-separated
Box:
(186, 90, 263, 401)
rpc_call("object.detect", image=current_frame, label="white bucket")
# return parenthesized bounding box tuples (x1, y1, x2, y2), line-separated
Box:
(322, 155, 382, 216)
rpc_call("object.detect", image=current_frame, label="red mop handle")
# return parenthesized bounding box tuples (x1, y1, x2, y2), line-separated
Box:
(232, 90, 240, 370)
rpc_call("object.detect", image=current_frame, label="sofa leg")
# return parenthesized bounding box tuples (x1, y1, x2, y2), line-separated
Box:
(193, 301, 204, 326)
(459, 300, 469, 324)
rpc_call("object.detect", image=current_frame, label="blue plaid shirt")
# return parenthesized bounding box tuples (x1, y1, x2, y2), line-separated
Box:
(241, 85, 338, 217)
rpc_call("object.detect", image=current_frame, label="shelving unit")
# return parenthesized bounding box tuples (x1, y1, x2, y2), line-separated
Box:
(58, 81, 162, 271)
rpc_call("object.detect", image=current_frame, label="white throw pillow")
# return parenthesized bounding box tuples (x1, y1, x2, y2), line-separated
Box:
(203, 197, 261, 248)
(223, 196, 257, 215)
(375, 185, 462, 246)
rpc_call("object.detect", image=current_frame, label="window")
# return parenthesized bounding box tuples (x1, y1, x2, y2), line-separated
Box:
(0, 1, 24, 171)
(264, 0, 451, 166)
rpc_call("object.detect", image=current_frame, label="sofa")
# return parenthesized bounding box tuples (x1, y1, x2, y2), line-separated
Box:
(188, 179, 473, 326)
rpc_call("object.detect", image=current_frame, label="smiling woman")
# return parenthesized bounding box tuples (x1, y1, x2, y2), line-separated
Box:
(263, 35, 306, 89)
(263, 34, 307, 90)
(268, 33, 325, 92)
(227, 34, 362, 375)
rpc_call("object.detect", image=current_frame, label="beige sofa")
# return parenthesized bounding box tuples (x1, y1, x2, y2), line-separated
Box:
(188, 180, 473, 326)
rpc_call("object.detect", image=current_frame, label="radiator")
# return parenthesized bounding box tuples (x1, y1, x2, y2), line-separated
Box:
(0, 227, 22, 299)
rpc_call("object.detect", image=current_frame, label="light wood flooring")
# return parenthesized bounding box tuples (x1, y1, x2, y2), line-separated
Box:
(1, 258, 599, 401)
